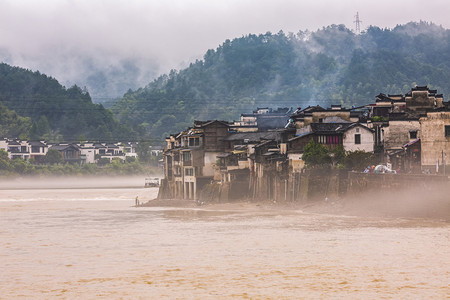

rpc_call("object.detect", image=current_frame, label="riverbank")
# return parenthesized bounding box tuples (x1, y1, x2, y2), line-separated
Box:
(141, 192, 450, 221)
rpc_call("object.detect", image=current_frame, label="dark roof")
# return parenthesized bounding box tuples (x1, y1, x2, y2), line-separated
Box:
(412, 85, 429, 91)
(375, 93, 392, 102)
(257, 114, 289, 130)
(28, 141, 46, 147)
(289, 132, 313, 141)
(8, 140, 21, 145)
(254, 139, 277, 148)
(290, 105, 325, 118)
(310, 123, 352, 134)
(224, 131, 282, 143)
(50, 144, 80, 151)
(403, 138, 420, 148)
(193, 120, 231, 128)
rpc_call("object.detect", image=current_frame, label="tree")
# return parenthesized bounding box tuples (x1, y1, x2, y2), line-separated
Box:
(0, 149, 11, 172)
(345, 150, 377, 171)
(44, 149, 63, 164)
(302, 140, 331, 168)
(331, 145, 346, 167)
(136, 141, 152, 163)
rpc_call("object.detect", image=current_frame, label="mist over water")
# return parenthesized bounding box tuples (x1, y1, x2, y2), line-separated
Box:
(0, 177, 449, 298)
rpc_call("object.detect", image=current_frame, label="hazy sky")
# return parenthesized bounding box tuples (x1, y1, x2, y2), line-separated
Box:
(1, 0, 449, 98)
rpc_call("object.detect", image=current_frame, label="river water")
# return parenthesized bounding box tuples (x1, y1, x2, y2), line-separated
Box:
(0, 177, 449, 299)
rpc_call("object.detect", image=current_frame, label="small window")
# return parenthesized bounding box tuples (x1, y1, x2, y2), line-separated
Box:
(356, 127, 360, 133)
(410, 130, 417, 139)
(355, 134, 361, 144)
(182, 152, 192, 162)
(446, 126, 450, 137)
(31, 146, 40, 153)
(185, 168, 194, 176)
(189, 137, 200, 147)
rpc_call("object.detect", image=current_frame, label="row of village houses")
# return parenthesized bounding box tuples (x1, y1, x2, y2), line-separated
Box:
(160, 85, 450, 200)
(0, 140, 163, 164)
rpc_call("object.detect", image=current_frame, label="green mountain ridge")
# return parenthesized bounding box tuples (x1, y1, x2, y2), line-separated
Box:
(111, 21, 450, 139)
(0, 63, 138, 142)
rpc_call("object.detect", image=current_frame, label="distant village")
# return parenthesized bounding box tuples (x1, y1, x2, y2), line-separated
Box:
(158, 85, 450, 202)
(0, 140, 162, 164)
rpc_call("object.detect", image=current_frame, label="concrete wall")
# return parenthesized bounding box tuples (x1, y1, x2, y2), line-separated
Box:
(204, 152, 220, 177)
(343, 126, 374, 152)
(288, 153, 304, 172)
(420, 112, 450, 169)
(347, 172, 448, 194)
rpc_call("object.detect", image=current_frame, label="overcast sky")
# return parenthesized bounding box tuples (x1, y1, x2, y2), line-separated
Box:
(1, 0, 449, 97)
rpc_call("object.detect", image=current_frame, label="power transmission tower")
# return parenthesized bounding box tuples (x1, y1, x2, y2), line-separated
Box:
(354, 12, 362, 34)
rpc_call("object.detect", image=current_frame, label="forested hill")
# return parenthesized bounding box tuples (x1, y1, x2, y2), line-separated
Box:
(112, 21, 450, 139)
(0, 63, 138, 141)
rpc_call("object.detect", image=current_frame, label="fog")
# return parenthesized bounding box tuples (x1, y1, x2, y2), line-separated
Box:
(0, 175, 148, 190)
(1, 0, 450, 101)
(310, 183, 450, 221)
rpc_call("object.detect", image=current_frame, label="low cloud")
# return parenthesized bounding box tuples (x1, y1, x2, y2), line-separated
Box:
(1, 0, 449, 100)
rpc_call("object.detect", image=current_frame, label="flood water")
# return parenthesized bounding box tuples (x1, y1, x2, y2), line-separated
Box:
(0, 177, 449, 299)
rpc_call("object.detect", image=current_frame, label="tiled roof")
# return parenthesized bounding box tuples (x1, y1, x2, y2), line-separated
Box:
(310, 123, 352, 134)
(224, 131, 282, 142)
(28, 141, 47, 146)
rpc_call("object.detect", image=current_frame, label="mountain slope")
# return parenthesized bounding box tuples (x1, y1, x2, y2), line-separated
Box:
(112, 21, 450, 139)
(0, 63, 137, 141)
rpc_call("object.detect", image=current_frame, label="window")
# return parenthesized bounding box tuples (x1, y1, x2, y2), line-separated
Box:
(355, 134, 361, 144)
(356, 128, 360, 133)
(189, 137, 200, 147)
(446, 126, 450, 137)
(182, 152, 192, 162)
(31, 146, 40, 153)
(326, 135, 340, 144)
(185, 168, 194, 176)
(410, 130, 417, 139)
(318, 135, 326, 144)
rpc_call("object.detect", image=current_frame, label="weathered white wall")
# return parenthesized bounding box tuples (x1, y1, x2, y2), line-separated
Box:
(80, 148, 96, 164)
(288, 153, 304, 172)
(420, 112, 450, 168)
(203, 152, 220, 177)
(343, 126, 374, 152)
(383, 120, 420, 150)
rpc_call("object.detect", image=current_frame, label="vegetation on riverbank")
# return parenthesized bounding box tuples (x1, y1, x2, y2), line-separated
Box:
(0, 149, 161, 177)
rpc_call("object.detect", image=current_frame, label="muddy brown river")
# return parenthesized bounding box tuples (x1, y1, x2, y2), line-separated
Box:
(0, 177, 448, 299)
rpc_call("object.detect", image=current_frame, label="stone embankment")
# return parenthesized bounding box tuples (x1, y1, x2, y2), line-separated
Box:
(154, 171, 450, 219)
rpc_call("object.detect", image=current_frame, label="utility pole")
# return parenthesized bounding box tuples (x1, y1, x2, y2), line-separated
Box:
(354, 12, 362, 34)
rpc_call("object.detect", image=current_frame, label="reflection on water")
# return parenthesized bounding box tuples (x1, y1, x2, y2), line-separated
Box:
(0, 185, 449, 299)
